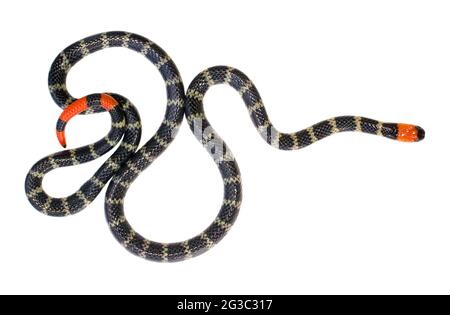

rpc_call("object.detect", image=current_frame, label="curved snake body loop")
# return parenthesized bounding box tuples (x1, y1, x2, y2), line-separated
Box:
(26, 92, 141, 216)
(25, 32, 425, 262)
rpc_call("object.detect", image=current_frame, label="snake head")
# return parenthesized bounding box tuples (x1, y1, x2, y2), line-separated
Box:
(396, 124, 425, 142)
(55, 94, 118, 148)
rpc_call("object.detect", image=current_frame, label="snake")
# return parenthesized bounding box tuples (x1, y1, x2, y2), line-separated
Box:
(25, 32, 425, 262)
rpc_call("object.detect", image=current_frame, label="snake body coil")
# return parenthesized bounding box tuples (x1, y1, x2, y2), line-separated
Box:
(25, 32, 425, 262)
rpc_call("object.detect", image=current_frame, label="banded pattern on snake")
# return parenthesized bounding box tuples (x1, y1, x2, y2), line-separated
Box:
(25, 32, 425, 262)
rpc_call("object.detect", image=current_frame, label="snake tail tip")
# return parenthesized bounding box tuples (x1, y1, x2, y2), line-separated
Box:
(56, 131, 66, 148)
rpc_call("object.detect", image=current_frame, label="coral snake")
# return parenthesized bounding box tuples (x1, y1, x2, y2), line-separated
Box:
(25, 32, 425, 262)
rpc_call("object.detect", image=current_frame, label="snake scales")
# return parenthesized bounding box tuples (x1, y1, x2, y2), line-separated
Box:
(25, 32, 425, 262)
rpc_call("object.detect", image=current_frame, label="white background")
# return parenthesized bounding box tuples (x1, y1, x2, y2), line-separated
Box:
(0, 0, 449, 295)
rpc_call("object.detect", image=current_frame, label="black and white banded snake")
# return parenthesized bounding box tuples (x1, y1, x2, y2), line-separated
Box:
(25, 32, 425, 262)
